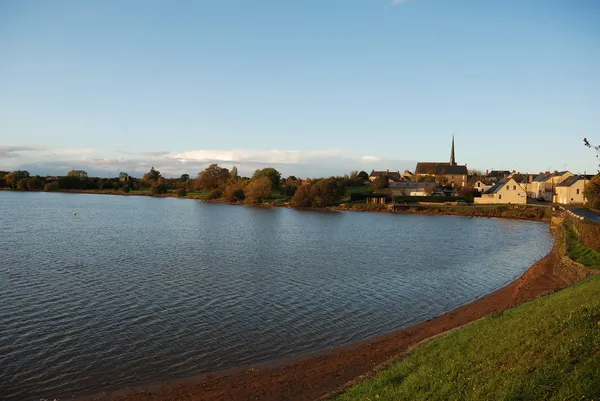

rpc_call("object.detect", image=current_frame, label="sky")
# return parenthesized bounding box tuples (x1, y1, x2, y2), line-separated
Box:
(1, 0, 599, 178)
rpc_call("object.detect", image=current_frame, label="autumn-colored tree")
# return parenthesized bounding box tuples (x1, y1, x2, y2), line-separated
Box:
(583, 174, 600, 209)
(5, 170, 30, 187)
(27, 176, 44, 191)
(291, 184, 312, 207)
(194, 164, 230, 190)
(16, 178, 28, 190)
(230, 166, 239, 183)
(67, 170, 88, 179)
(224, 185, 245, 202)
(246, 177, 272, 203)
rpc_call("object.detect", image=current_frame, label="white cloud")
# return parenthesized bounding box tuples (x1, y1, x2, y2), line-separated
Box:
(1, 145, 416, 178)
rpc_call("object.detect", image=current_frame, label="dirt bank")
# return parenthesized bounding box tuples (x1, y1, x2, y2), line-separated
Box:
(83, 220, 595, 401)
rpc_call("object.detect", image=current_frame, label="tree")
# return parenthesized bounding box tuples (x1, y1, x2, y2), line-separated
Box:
(194, 164, 230, 190)
(27, 176, 43, 191)
(224, 185, 245, 202)
(230, 166, 238, 183)
(371, 176, 389, 191)
(150, 182, 168, 195)
(584, 138, 600, 172)
(246, 177, 272, 203)
(119, 172, 129, 180)
(67, 170, 88, 179)
(5, 170, 30, 187)
(252, 167, 281, 189)
(143, 167, 162, 184)
(207, 188, 222, 199)
(583, 174, 600, 209)
(357, 171, 369, 181)
(291, 184, 312, 207)
(180, 174, 190, 182)
(177, 187, 187, 197)
(16, 178, 28, 190)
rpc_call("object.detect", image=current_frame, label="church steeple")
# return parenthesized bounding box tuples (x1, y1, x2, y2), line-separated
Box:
(450, 135, 456, 166)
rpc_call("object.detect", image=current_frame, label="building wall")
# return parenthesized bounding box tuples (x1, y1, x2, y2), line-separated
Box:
(474, 179, 527, 204)
(443, 174, 467, 188)
(555, 180, 587, 204)
(473, 181, 491, 193)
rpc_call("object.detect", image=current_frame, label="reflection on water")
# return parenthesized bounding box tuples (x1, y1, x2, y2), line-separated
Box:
(0, 192, 552, 399)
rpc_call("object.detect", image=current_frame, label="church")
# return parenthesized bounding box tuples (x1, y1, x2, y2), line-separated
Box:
(415, 136, 468, 187)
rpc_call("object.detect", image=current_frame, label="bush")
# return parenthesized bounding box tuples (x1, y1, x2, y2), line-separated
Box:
(121, 186, 131, 193)
(112, 182, 120, 190)
(207, 188, 222, 200)
(246, 176, 272, 203)
(177, 188, 187, 197)
(224, 185, 245, 202)
(44, 183, 59, 192)
(150, 183, 168, 195)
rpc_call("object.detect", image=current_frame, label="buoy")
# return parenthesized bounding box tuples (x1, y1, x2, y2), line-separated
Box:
(73, 212, 77, 216)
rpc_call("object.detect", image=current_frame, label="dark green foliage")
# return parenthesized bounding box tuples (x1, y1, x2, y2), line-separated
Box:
(291, 178, 344, 207)
(121, 186, 131, 193)
(252, 167, 281, 189)
(27, 176, 43, 191)
(207, 188, 222, 200)
(371, 175, 389, 190)
(59, 175, 81, 189)
(224, 186, 245, 202)
(44, 183, 59, 191)
(150, 183, 168, 195)
(177, 188, 187, 197)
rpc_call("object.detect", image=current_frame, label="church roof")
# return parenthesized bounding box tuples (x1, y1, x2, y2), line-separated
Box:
(415, 162, 468, 175)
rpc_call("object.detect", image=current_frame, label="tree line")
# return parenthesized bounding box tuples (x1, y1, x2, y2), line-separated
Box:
(0, 166, 372, 207)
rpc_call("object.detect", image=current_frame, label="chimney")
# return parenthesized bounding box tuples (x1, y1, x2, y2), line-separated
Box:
(485, 169, 489, 176)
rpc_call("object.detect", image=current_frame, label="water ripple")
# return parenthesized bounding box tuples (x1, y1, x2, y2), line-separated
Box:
(0, 192, 552, 400)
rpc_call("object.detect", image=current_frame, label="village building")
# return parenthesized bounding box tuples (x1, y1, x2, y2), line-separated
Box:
(554, 175, 593, 205)
(388, 181, 436, 197)
(415, 136, 468, 187)
(369, 169, 401, 183)
(401, 170, 414, 181)
(474, 177, 527, 204)
(472, 180, 492, 193)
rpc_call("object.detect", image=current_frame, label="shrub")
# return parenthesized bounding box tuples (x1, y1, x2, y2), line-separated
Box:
(177, 188, 187, 197)
(224, 185, 245, 202)
(112, 182, 120, 190)
(246, 176, 272, 203)
(207, 188, 222, 200)
(121, 186, 131, 193)
(44, 183, 59, 192)
(150, 183, 168, 195)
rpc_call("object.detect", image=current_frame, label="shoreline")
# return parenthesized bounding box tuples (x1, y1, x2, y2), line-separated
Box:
(5, 188, 551, 222)
(82, 220, 591, 401)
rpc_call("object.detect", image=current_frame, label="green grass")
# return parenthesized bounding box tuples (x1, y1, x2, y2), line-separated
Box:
(336, 275, 600, 401)
(565, 223, 600, 269)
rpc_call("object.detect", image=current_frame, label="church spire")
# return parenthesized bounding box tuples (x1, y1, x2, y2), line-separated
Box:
(450, 135, 456, 166)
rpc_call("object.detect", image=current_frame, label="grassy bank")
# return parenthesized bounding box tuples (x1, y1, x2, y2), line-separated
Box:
(564, 222, 600, 268)
(336, 274, 600, 401)
(340, 203, 551, 221)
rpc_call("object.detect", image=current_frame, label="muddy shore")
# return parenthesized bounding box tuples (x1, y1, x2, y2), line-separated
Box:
(82, 219, 592, 401)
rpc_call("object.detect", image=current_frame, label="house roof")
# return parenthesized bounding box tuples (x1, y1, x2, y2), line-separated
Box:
(487, 170, 511, 178)
(556, 175, 594, 187)
(533, 174, 549, 182)
(370, 170, 401, 180)
(389, 182, 436, 189)
(415, 162, 468, 176)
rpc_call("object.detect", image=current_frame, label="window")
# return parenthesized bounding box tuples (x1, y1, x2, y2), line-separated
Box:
(576, 189, 580, 195)
(477, 182, 481, 187)
(513, 185, 516, 190)
(499, 194, 502, 199)
(506, 186, 509, 191)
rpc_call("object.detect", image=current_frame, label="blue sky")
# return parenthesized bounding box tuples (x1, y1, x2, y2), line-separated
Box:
(1, 0, 599, 177)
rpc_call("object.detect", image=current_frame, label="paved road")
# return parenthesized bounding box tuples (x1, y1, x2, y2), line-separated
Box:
(564, 206, 600, 224)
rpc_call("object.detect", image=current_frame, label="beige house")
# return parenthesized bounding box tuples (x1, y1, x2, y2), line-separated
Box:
(474, 177, 527, 204)
(473, 180, 492, 193)
(554, 175, 592, 205)
(369, 169, 401, 183)
(388, 182, 436, 196)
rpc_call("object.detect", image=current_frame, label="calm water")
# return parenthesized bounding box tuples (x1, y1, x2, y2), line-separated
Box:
(0, 192, 552, 400)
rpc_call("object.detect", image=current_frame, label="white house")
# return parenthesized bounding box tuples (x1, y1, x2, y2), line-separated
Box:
(474, 177, 527, 204)
(554, 175, 592, 205)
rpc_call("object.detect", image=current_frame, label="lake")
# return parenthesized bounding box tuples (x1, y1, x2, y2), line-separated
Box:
(0, 191, 553, 400)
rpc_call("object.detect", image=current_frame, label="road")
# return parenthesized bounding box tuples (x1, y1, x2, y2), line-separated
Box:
(564, 206, 600, 224)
